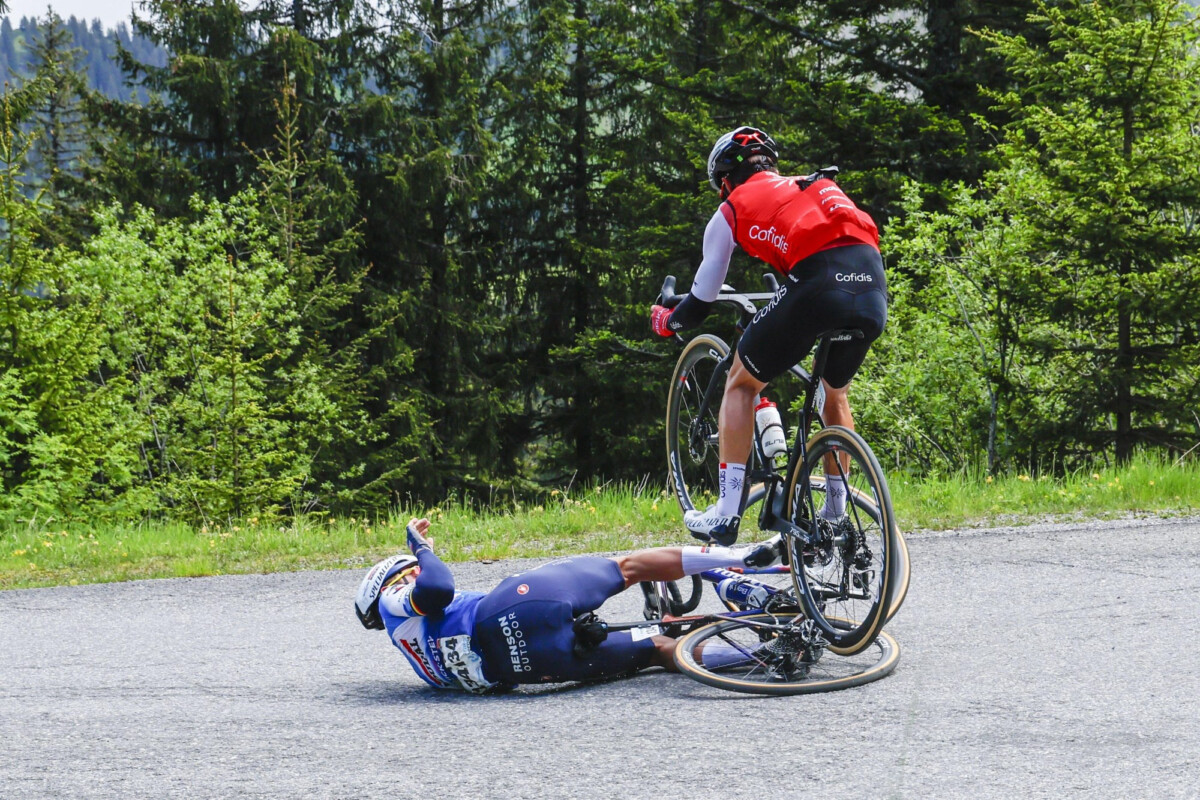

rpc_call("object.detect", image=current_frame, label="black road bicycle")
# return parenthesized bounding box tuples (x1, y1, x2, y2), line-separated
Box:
(656, 274, 910, 656)
(574, 564, 900, 695)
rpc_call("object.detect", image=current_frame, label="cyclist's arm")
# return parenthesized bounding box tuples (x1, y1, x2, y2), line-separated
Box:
(669, 209, 736, 331)
(380, 529, 456, 618)
(410, 546, 455, 614)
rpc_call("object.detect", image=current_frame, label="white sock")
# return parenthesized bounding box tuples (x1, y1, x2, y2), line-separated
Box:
(680, 545, 746, 575)
(716, 462, 746, 518)
(821, 476, 848, 519)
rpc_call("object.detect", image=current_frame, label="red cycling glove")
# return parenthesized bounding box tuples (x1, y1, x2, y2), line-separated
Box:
(650, 305, 674, 338)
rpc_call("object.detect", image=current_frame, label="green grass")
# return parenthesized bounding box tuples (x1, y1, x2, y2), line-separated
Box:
(891, 456, 1197, 531)
(0, 485, 694, 591)
(2, 455, 1197, 591)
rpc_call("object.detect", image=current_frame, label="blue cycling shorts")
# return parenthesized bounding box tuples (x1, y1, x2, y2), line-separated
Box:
(473, 556, 656, 685)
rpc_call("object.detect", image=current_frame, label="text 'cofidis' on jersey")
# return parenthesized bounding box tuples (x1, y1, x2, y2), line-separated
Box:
(723, 172, 879, 273)
(746, 224, 789, 255)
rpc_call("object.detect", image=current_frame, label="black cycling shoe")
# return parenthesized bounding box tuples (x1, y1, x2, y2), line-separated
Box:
(742, 534, 784, 568)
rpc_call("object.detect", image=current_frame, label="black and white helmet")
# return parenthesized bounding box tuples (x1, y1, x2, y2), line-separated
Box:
(354, 553, 419, 630)
(706, 126, 779, 192)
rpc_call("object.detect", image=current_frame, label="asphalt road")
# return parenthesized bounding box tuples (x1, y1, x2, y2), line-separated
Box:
(2, 516, 1199, 799)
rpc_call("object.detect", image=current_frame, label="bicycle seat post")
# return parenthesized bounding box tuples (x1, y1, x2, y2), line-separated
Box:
(809, 329, 863, 396)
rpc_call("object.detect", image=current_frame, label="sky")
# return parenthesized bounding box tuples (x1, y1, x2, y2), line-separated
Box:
(2, 0, 140, 29)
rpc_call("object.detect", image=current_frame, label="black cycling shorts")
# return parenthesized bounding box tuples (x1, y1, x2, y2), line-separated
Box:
(473, 557, 655, 685)
(736, 244, 887, 388)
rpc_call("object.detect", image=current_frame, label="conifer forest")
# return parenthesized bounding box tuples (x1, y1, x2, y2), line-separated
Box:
(1, 0, 1198, 522)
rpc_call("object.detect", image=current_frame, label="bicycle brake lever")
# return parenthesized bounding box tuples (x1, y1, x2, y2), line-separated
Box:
(658, 275, 683, 309)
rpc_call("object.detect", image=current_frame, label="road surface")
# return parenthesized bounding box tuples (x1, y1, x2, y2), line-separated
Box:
(2, 516, 1198, 799)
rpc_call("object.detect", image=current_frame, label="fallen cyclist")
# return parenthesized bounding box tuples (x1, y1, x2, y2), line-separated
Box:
(355, 517, 779, 692)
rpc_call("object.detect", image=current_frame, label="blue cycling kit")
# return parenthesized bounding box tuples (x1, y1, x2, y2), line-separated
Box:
(473, 557, 655, 684)
(379, 551, 655, 692)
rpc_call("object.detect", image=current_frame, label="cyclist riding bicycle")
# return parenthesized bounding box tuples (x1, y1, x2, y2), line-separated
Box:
(355, 518, 777, 692)
(650, 126, 888, 546)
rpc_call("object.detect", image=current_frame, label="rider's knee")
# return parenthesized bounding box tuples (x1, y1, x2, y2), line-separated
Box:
(611, 554, 639, 587)
(822, 379, 851, 399)
(727, 354, 766, 395)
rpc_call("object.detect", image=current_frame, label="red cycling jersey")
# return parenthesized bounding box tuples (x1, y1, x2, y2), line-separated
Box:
(719, 172, 879, 273)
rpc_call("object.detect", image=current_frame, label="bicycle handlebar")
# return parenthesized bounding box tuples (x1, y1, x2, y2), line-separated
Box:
(657, 273, 783, 317)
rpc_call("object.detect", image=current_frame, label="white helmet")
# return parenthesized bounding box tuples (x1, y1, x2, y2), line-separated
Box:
(354, 553, 419, 629)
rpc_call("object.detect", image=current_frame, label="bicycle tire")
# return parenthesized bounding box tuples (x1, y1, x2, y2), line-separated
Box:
(665, 334, 731, 513)
(674, 613, 900, 695)
(887, 524, 910, 624)
(783, 426, 898, 656)
(799, 478, 911, 624)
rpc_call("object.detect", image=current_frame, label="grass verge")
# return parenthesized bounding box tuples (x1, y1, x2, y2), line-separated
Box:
(2, 455, 1196, 590)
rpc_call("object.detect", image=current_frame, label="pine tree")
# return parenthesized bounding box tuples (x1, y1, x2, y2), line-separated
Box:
(886, 0, 1200, 470)
(348, 0, 515, 500)
(0, 19, 16, 77)
(250, 74, 394, 512)
(980, 0, 1200, 464)
(25, 11, 91, 245)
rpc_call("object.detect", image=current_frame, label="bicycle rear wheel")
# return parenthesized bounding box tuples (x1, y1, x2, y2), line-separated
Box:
(674, 613, 900, 695)
(784, 426, 898, 656)
(797, 479, 910, 625)
(666, 334, 730, 513)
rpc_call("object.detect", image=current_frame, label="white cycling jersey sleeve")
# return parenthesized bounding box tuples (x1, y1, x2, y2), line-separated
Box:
(689, 209, 737, 303)
(379, 581, 418, 618)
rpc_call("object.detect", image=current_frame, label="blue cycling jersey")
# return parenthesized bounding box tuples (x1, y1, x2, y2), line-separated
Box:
(379, 584, 499, 693)
(377, 551, 655, 691)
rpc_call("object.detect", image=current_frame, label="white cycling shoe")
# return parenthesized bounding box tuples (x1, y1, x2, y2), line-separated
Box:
(683, 505, 741, 546)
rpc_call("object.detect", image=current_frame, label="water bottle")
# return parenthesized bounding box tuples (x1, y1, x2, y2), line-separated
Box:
(716, 577, 770, 610)
(755, 397, 788, 458)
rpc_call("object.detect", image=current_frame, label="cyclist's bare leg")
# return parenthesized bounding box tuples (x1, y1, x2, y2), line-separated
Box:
(610, 550, 714, 672)
(821, 378, 853, 431)
(612, 545, 747, 586)
(649, 636, 680, 672)
(820, 379, 854, 513)
(720, 352, 767, 466)
(612, 549, 685, 586)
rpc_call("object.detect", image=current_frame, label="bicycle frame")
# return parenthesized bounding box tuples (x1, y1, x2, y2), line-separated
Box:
(578, 566, 805, 644)
(672, 281, 847, 550)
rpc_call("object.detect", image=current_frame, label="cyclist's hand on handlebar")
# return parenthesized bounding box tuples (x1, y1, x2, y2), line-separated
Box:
(650, 305, 675, 338)
(406, 518, 435, 555)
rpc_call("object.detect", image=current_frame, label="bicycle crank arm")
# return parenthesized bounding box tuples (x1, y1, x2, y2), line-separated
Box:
(764, 518, 817, 547)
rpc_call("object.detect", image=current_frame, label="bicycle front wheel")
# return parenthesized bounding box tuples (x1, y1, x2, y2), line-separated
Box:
(674, 613, 900, 695)
(784, 426, 898, 656)
(666, 334, 730, 512)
